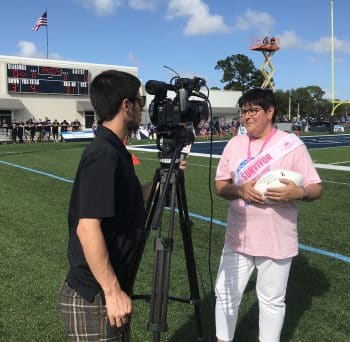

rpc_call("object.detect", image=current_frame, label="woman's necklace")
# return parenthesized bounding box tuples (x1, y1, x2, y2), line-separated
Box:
(247, 127, 276, 162)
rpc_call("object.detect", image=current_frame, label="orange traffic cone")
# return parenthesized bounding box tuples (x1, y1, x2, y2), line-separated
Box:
(123, 138, 140, 166)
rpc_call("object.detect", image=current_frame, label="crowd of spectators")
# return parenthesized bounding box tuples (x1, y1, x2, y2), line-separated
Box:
(195, 113, 350, 137)
(0, 117, 98, 144)
(196, 117, 242, 138)
(297, 115, 348, 131)
(2, 113, 349, 144)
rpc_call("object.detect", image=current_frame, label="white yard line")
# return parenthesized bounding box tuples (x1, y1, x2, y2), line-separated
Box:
(331, 160, 350, 165)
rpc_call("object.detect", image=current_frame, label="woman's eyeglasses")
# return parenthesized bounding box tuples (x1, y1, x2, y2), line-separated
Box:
(239, 107, 263, 117)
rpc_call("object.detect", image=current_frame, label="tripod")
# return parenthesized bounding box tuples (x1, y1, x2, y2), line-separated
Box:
(131, 143, 205, 342)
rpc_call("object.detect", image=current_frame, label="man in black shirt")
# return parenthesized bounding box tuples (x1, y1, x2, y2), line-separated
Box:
(36, 119, 43, 142)
(71, 118, 81, 131)
(11, 121, 18, 143)
(60, 120, 69, 142)
(51, 119, 60, 143)
(59, 70, 150, 341)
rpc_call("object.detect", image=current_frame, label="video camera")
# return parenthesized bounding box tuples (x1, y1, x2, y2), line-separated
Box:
(145, 75, 210, 163)
(145, 76, 209, 131)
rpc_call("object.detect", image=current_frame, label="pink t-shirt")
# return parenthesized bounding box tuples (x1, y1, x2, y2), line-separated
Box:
(216, 130, 321, 259)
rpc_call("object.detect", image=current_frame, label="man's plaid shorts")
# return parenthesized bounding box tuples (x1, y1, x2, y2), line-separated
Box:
(58, 281, 130, 342)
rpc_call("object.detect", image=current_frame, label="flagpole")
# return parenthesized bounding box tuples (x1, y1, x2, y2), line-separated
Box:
(46, 6, 49, 59)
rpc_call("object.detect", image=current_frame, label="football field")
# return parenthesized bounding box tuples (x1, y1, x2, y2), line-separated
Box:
(0, 137, 349, 341)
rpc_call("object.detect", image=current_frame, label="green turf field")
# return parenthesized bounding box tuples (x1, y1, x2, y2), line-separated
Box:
(0, 141, 349, 341)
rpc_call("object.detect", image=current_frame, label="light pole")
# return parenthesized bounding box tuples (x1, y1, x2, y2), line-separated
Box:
(297, 102, 300, 119)
(288, 90, 291, 121)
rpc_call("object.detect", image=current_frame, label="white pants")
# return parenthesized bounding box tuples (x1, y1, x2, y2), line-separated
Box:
(215, 246, 292, 342)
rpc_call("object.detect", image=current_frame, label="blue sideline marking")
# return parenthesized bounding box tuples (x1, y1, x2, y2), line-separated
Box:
(298, 244, 350, 263)
(0, 160, 74, 184)
(1, 159, 349, 264)
(181, 213, 350, 264)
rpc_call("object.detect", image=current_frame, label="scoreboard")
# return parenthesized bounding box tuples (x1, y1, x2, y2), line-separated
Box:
(7, 63, 89, 95)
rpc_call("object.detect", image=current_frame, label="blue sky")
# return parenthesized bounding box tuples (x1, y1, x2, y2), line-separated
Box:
(1, 0, 349, 100)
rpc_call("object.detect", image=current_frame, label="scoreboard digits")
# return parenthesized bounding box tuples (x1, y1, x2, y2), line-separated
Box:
(7, 63, 89, 95)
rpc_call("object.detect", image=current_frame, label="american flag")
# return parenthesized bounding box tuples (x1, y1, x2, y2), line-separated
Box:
(32, 11, 47, 31)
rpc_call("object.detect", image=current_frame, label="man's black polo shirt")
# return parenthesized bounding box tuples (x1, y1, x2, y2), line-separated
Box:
(66, 125, 146, 302)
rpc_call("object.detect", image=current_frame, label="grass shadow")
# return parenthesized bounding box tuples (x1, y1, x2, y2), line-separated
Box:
(168, 291, 217, 342)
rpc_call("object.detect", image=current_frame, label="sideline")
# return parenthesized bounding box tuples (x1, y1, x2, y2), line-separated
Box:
(186, 212, 350, 264)
(128, 147, 350, 171)
(0, 159, 349, 264)
(135, 156, 350, 183)
(0, 160, 73, 183)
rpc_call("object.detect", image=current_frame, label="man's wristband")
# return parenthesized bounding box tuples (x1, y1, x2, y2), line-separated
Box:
(298, 187, 308, 201)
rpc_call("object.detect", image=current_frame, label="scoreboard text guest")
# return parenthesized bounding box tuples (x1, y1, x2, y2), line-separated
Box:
(7, 63, 89, 95)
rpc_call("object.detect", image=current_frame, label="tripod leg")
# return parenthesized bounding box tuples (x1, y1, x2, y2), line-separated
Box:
(128, 169, 161, 292)
(148, 171, 177, 341)
(176, 170, 205, 341)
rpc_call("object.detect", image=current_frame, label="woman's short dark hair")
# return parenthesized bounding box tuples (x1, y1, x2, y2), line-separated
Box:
(238, 88, 277, 122)
(90, 70, 141, 122)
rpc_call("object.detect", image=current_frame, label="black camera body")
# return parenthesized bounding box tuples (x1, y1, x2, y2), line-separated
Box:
(145, 76, 209, 130)
(145, 76, 209, 163)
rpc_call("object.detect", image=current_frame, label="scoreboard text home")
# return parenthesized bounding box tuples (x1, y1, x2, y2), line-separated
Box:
(7, 63, 89, 95)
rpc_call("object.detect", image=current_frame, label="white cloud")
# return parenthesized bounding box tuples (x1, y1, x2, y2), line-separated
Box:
(306, 36, 332, 53)
(234, 9, 276, 36)
(17, 41, 61, 60)
(167, 0, 229, 36)
(306, 36, 350, 54)
(79, 0, 123, 16)
(17, 41, 43, 58)
(78, 0, 157, 15)
(271, 29, 346, 55)
(128, 0, 156, 11)
(277, 31, 350, 54)
(127, 51, 141, 65)
(278, 30, 303, 49)
(335, 37, 350, 53)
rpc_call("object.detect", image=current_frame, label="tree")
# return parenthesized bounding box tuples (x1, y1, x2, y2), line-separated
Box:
(305, 86, 325, 101)
(215, 54, 265, 91)
(290, 86, 327, 119)
(274, 89, 290, 121)
(269, 87, 334, 122)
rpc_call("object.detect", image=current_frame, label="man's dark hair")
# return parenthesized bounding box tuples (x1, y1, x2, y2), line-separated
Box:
(238, 88, 277, 122)
(90, 70, 141, 122)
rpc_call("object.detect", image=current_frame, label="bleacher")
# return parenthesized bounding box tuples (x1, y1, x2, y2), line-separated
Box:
(0, 128, 11, 144)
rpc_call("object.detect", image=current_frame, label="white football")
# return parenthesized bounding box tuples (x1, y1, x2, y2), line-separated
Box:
(254, 169, 304, 204)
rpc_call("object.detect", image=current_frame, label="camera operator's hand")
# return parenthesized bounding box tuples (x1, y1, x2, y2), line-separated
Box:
(238, 181, 265, 204)
(76, 218, 132, 328)
(104, 287, 132, 328)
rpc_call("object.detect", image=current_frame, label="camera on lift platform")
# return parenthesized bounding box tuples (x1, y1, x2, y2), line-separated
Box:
(145, 76, 209, 152)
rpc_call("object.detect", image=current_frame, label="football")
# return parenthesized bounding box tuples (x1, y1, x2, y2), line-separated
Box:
(254, 169, 304, 204)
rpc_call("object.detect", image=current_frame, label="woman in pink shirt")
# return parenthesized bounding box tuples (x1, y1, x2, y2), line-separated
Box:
(215, 88, 322, 342)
